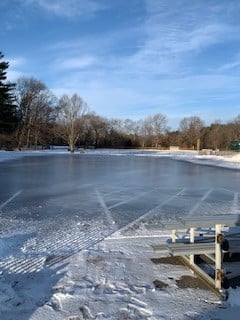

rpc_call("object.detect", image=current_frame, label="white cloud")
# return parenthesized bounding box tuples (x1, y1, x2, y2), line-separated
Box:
(218, 59, 240, 72)
(52, 0, 237, 81)
(8, 57, 26, 68)
(49, 61, 240, 129)
(142, 0, 239, 64)
(48, 3, 239, 81)
(7, 0, 240, 129)
(7, 70, 26, 82)
(55, 56, 98, 70)
(25, 0, 109, 18)
(6, 57, 27, 81)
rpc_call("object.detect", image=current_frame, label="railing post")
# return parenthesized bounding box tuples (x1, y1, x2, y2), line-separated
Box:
(215, 224, 222, 290)
(190, 227, 195, 265)
(172, 229, 176, 243)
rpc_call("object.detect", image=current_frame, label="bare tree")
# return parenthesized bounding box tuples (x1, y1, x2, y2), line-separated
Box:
(151, 113, 167, 148)
(15, 77, 56, 149)
(138, 113, 167, 148)
(86, 113, 108, 147)
(122, 119, 140, 145)
(133, 119, 147, 148)
(202, 121, 223, 150)
(57, 93, 88, 152)
(179, 116, 204, 149)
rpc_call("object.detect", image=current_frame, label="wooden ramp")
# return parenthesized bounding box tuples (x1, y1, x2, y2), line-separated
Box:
(152, 214, 240, 299)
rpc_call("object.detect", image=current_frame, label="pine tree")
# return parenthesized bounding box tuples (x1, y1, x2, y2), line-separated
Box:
(0, 52, 18, 133)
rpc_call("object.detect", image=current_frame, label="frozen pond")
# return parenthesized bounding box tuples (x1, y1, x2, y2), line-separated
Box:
(1, 153, 240, 223)
(0, 153, 240, 264)
(1, 152, 240, 319)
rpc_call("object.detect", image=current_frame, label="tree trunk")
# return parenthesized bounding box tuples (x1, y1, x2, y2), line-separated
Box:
(69, 140, 75, 153)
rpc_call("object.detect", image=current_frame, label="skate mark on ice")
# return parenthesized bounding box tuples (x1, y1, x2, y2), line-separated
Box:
(117, 188, 186, 233)
(0, 190, 22, 211)
(95, 188, 116, 228)
(192, 188, 240, 216)
(187, 188, 213, 217)
(108, 186, 161, 210)
(231, 192, 239, 214)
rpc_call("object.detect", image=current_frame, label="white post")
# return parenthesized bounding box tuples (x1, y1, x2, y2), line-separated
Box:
(215, 224, 222, 290)
(190, 227, 195, 265)
(172, 229, 176, 243)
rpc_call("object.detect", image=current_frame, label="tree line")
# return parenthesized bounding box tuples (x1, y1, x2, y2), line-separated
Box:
(1, 52, 240, 152)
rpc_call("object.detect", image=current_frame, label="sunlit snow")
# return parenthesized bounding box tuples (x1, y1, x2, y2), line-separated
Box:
(0, 149, 240, 320)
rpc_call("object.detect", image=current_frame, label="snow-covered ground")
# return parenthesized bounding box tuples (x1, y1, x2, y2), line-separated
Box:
(0, 149, 240, 320)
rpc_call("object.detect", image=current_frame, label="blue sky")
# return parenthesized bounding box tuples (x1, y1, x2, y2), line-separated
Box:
(1, 0, 240, 129)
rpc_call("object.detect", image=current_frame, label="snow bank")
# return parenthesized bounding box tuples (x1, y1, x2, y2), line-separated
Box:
(0, 148, 70, 163)
(223, 153, 240, 163)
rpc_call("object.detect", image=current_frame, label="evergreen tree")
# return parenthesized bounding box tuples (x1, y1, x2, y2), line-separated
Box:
(0, 52, 18, 133)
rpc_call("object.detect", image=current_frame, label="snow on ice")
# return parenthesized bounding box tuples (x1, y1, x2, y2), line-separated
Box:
(0, 149, 240, 319)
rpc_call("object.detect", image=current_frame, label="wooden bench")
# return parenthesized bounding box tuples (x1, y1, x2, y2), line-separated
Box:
(167, 241, 215, 256)
(179, 214, 240, 228)
(152, 214, 240, 298)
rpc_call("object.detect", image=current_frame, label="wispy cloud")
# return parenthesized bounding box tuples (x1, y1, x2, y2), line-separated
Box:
(218, 54, 240, 72)
(45, 0, 240, 127)
(3, 0, 240, 128)
(25, 0, 109, 18)
(8, 57, 26, 68)
(135, 0, 240, 76)
(55, 56, 98, 70)
(49, 0, 236, 81)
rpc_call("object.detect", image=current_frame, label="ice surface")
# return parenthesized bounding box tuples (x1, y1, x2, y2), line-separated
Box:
(0, 149, 240, 319)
